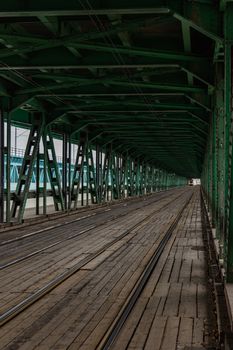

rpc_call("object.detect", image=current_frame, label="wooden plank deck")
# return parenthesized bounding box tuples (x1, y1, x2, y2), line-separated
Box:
(0, 187, 218, 349)
(111, 188, 218, 350)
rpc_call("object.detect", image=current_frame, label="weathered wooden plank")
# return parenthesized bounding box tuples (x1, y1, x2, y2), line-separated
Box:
(144, 316, 167, 350)
(179, 283, 197, 317)
(163, 283, 182, 316)
(177, 317, 193, 347)
(169, 258, 182, 283)
(160, 316, 180, 350)
(197, 283, 208, 318)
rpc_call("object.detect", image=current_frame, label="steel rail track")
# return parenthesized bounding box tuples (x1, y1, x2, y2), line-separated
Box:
(0, 189, 175, 247)
(97, 192, 193, 350)
(0, 190, 144, 232)
(0, 212, 98, 246)
(0, 189, 171, 236)
(0, 191, 192, 327)
(0, 190, 187, 270)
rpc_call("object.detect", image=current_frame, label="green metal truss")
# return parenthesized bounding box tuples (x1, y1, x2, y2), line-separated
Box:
(0, 1, 228, 242)
(10, 113, 44, 222)
(43, 128, 65, 212)
(0, 0, 216, 182)
(201, 1, 233, 282)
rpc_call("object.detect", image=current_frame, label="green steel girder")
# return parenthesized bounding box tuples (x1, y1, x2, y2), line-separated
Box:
(0, 0, 219, 195)
(198, 2, 233, 283)
(67, 108, 208, 116)
(0, 17, 166, 58)
(58, 42, 209, 62)
(10, 113, 45, 222)
(43, 128, 64, 211)
(63, 123, 207, 144)
(0, 60, 212, 75)
(64, 111, 208, 122)
(14, 79, 206, 95)
(31, 70, 214, 89)
(0, 0, 221, 38)
(53, 102, 203, 112)
(85, 99, 202, 110)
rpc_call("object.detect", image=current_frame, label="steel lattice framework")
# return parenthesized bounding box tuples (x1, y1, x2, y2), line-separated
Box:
(2, 1, 233, 279)
(0, 1, 214, 173)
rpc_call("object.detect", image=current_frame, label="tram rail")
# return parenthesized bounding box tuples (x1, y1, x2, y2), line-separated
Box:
(0, 189, 192, 328)
(0, 189, 187, 270)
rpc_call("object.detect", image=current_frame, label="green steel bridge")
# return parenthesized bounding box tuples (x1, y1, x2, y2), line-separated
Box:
(0, 1, 231, 280)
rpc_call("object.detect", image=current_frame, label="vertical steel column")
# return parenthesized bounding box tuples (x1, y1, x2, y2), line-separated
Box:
(129, 159, 133, 196)
(100, 149, 103, 200)
(163, 172, 166, 190)
(159, 170, 161, 190)
(68, 136, 72, 210)
(96, 144, 100, 203)
(145, 164, 148, 193)
(154, 169, 158, 192)
(86, 136, 95, 206)
(145, 165, 148, 193)
(81, 170, 84, 206)
(62, 134, 68, 210)
(215, 64, 224, 239)
(150, 167, 153, 192)
(139, 163, 142, 195)
(101, 148, 106, 202)
(43, 129, 64, 212)
(133, 160, 136, 196)
(225, 51, 231, 227)
(224, 4, 233, 281)
(0, 108, 4, 223)
(160, 170, 163, 191)
(154, 169, 157, 192)
(110, 152, 113, 201)
(127, 157, 132, 197)
(43, 144, 47, 215)
(118, 155, 122, 198)
(124, 155, 127, 198)
(158, 170, 161, 191)
(71, 132, 87, 208)
(136, 159, 140, 195)
(116, 154, 120, 199)
(163, 171, 166, 190)
(110, 152, 118, 200)
(167, 174, 170, 189)
(36, 146, 40, 215)
(120, 154, 126, 198)
(103, 146, 111, 202)
(6, 107, 11, 223)
(209, 125, 213, 211)
(160, 170, 163, 190)
(152, 168, 156, 192)
(141, 162, 145, 194)
(86, 143, 89, 206)
(124, 155, 128, 197)
(144, 163, 147, 193)
(148, 166, 151, 193)
(11, 112, 44, 222)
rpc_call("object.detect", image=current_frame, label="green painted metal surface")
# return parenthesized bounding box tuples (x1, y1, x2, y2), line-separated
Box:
(0, 0, 216, 179)
(201, 2, 233, 282)
(3, 0, 233, 280)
